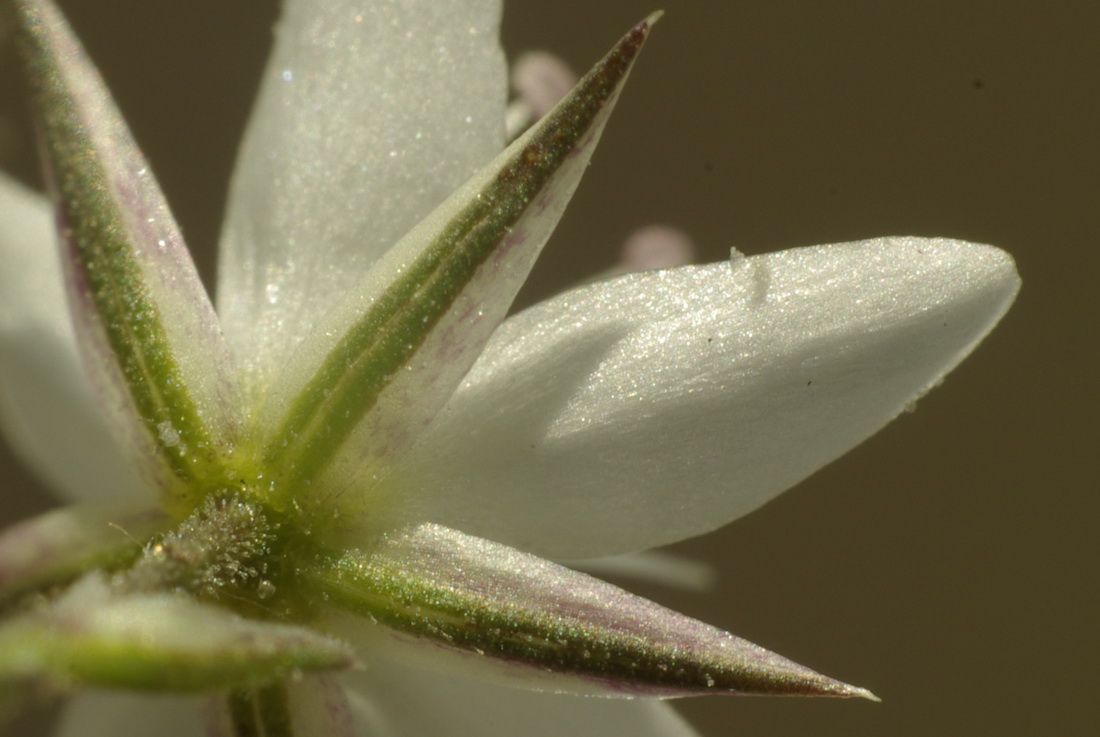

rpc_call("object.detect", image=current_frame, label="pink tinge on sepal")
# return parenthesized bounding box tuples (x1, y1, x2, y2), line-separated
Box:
(316, 523, 877, 701)
(14, 0, 243, 498)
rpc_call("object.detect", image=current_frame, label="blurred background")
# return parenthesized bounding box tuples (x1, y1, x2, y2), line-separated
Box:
(1, 1, 1096, 735)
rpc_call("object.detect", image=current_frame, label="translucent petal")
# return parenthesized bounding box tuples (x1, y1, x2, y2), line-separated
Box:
(345, 661, 699, 737)
(0, 174, 146, 503)
(13, 0, 243, 504)
(377, 238, 1020, 558)
(217, 0, 507, 406)
(569, 550, 717, 592)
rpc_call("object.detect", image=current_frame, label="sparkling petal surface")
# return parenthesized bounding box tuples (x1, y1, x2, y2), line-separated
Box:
(376, 238, 1020, 558)
(0, 0, 1025, 730)
(217, 0, 507, 406)
(254, 16, 654, 508)
(0, 174, 146, 503)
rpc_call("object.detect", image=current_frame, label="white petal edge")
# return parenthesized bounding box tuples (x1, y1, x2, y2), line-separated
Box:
(345, 659, 699, 737)
(218, 0, 507, 407)
(373, 237, 1020, 558)
(0, 173, 147, 503)
(569, 550, 717, 592)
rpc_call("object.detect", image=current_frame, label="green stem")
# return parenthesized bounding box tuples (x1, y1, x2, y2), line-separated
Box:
(228, 682, 294, 737)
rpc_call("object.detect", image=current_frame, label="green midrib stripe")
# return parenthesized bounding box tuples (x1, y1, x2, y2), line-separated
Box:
(265, 28, 644, 490)
(26, 22, 214, 485)
(311, 550, 718, 693)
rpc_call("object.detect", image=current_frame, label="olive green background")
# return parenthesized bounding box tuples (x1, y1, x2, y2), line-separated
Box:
(1, 1, 1095, 735)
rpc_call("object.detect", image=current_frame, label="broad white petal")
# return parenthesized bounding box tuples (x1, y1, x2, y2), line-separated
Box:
(346, 659, 699, 737)
(252, 18, 654, 508)
(56, 692, 204, 737)
(218, 0, 507, 405)
(0, 174, 146, 503)
(379, 237, 1020, 558)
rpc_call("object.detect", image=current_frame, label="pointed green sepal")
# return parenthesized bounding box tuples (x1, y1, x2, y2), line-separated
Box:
(0, 574, 354, 692)
(306, 524, 877, 700)
(257, 15, 660, 504)
(0, 503, 168, 603)
(9, 0, 242, 505)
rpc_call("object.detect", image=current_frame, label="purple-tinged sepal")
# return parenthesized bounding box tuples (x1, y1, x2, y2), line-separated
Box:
(9, 0, 243, 510)
(307, 523, 877, 700)
(0, 502, 168, 603)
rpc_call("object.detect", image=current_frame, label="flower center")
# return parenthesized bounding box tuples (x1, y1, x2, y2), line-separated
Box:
(115, 492, 324, 620)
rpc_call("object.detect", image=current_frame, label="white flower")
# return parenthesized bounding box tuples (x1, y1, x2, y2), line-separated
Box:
(0, 1, 1019, 736)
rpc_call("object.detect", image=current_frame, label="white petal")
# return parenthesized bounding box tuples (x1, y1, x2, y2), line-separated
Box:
(569, 550, 717, 592)
(218, 0, 507, 405)
(0, 174, 146, 503)
(56, 692, 204, 737)
(346, 659, 699, 737)
(252, 18, 654, 505)
(379, 237, 1020, 558)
